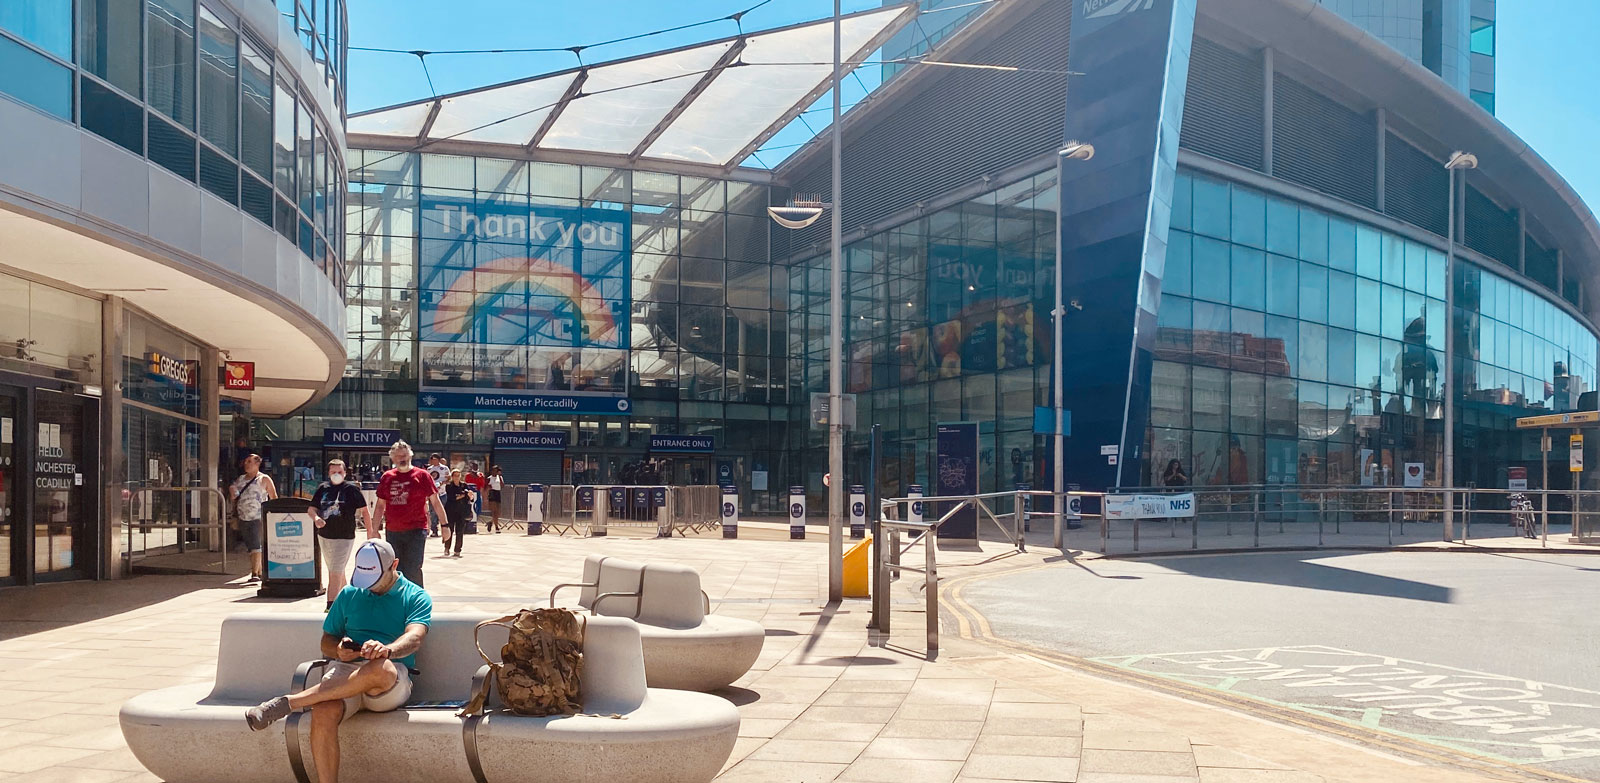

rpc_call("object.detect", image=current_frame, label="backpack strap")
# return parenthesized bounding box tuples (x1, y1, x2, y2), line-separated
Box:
(457, 613, 518, 718)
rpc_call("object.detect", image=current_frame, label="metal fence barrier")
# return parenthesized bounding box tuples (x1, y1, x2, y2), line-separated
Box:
(122, 486, 229, 574)
(515, 485, 728, 538)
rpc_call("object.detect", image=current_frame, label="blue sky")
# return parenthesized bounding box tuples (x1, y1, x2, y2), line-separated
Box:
(346, 0, 1600, 211)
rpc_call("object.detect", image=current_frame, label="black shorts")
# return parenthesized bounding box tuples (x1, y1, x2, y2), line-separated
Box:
(488, 489, 502, 503)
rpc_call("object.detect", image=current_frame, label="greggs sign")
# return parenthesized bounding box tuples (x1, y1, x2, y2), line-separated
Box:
(223, 361, 256, 390)
(145, 352, 195, 387)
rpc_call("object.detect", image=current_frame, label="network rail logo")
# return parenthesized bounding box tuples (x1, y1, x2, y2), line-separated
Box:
(1083, 0, 1156, 20)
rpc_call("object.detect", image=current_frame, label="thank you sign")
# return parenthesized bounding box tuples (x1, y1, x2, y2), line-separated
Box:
(1105, 493, 1196, 520)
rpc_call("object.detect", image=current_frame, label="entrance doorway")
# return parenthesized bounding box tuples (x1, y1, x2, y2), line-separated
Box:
(0, 382, 99, 586)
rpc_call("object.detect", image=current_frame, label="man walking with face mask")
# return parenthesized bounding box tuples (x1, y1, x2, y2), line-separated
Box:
(309, 459, 376, 610)
(373, 441, 449, 588)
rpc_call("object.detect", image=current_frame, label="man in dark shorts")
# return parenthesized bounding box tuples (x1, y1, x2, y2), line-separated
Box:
(372, 441, 448, 587)
(308, 459, 375, 610)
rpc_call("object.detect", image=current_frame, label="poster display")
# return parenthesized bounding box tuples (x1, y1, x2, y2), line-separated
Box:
(935, 423, 979, 539)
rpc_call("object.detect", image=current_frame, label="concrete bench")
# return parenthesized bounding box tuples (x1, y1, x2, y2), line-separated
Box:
(551, 555, 765, 692)
(119, 612, 739, 783)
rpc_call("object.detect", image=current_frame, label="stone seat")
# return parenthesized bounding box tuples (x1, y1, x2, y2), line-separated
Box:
(552, 554, 765, 692)
(119, 611, 739, 783)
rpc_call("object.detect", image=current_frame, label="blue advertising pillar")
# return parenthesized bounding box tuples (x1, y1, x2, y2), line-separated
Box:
(1056, 0, 1198, 491)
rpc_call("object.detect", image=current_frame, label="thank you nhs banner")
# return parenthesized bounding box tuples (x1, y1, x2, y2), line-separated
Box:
(417, 193, 633, 414)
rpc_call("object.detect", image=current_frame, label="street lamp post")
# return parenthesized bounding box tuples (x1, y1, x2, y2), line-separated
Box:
(827, 0, 844, 602)
(1443, 150, 1477, 541)
(1054, 142, 1094, 534)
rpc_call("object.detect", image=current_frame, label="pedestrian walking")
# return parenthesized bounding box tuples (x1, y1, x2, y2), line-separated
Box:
(228, 453, 277, 584)
(485, 466, 505, 533)
(426, 454, 449, 538)
(372, 441, 448, 587)
(441, 470, 476, 558)
(308, 459, 377, 610)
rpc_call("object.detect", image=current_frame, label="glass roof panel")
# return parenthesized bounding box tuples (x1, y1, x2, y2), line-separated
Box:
(644, 6, 907, 165)
(539, 41, 735, 156)
(427, 73, 579, 146)
(348, 101, 435, 137)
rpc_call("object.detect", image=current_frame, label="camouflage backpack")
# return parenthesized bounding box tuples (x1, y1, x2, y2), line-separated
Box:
(459, 608, 585, 717)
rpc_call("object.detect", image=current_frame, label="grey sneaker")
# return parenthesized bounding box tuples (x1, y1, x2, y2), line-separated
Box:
(245, 696, 291, 731)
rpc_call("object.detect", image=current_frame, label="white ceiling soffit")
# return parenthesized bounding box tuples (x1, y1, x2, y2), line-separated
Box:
(347, 4, 915, 168)
(645, 6, 909, 165)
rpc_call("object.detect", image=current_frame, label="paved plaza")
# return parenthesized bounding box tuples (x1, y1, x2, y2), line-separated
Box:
(0, 526, 1576, 782)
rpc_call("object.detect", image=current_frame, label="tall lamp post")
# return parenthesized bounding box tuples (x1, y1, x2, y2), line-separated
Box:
(1443, 150, 1477, 541)
(827, 0, 845, 602)
(1053, 142, 1094, 533)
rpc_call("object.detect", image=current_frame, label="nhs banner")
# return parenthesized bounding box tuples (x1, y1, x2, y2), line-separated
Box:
(1105, 493, 1196, 520)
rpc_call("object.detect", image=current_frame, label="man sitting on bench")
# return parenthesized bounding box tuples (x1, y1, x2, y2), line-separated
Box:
(244, 539, 432, 782)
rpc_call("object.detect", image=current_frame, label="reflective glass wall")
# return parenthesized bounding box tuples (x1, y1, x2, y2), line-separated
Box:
(0, 0, 346, 283)
(1150, 169, 1597, 489)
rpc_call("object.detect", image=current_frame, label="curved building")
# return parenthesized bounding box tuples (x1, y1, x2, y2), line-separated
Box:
(272, 0, 1593, 514)
(0, 0, 347, 583)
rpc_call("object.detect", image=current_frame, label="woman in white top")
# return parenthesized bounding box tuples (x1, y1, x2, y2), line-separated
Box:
(486, 466, 505, 533)
(228, 453, 278, 583)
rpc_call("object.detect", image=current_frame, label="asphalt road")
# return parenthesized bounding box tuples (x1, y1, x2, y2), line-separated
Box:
(961, 551, 1600, 778)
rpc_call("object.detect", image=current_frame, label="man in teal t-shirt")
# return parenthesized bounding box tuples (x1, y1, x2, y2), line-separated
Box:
(243, 540, 431, 783)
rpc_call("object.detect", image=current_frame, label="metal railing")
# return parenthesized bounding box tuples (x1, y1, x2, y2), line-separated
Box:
(516, 484, 728, 538)
(121, 486, 229, 574)
(1091, 484, 1600, 555)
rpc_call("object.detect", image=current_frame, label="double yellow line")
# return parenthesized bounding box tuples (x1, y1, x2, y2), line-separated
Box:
(939, 563, 1589, 783)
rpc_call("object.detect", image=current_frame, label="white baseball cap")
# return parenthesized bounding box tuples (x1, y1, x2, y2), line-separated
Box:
(350, 539, 395, 590)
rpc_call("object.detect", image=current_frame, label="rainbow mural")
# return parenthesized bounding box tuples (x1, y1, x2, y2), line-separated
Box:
(422, 256, 625, 348)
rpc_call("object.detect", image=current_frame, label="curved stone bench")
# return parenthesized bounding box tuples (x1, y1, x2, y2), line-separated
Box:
(553, 555, 765, 692)
(119, 611, 738, 783)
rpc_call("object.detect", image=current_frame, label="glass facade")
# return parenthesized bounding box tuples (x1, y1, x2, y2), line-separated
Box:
(1150, 170, 1596, 489)
(0, 0, 347, 283)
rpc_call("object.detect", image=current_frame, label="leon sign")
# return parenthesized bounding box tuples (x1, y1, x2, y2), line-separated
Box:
(223, 361, 255, 390)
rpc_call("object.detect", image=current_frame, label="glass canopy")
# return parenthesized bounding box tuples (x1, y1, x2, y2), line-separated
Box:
(346, 4, 915, 170)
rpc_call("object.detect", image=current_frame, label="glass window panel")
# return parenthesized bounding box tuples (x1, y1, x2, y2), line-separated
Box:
(1, 0, 71, 59)
(1265, 197, 1298, 256)
(1379, 338, 1400, 392)
(1356, 333, 1381, 390)
(1192, 301, 1229, 369)
(1298, 322, 1327, 382)
(273, 81, 294, 194)
(1192, 176, 1230, 239)
(645, 7, 905, 164)
(1356, 277, 1380, 335)
(1426, 248, 1446, 300)
(548, 43, 736, 156)
(1404, 242, 1428, 293)
(197, 7, 236, 154)
(1354, 224, 1380, 280)
(1231, 246, 1265, 311)
(1381, 234, 1404, 285)
(297, 105, 313, 214)
(1230, 187, 1265, 248)
(1156, 294, 1191, 361)
(1151, 361, 1190, 429)
(81, 0, 142, 96)
(1171, 172, 1192, 232)
(1381, 285, 1404, 340)
(1191, 236, 1229, 303)
(240, 40, 272, 179)
(1267, 315, 1297, 378)
(1328, 328, 1355, 387)
(1265, 376, 1297, 436)
(1299, 262, 1327, 323)
(1164, 230, 1191, 297)
(81, 76, 142, 152)
(1299, 207, 1328, 265)
(1471, 17, 1494, 55)
(1231, 371, 1263, 434)
(1192, 366, 1229, 432)
(0, 34, 70, 119)
(1231, 308, 1264, 374)
(1329, 217, 1356, 272)
(1327, 270, 1354, 330)
(147, 0, 196, 128)
(1191, 430, 1226, 487)
(1150, 428, 1190, 487)
(1266, 254, 1297, 317)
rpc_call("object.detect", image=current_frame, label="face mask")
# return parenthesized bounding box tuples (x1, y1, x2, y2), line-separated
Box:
(329, 473, 345, 485)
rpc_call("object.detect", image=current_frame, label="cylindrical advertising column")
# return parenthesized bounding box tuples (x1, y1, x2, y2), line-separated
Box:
(721, 485, 739, 539)
(849, 484, 867, 539)
(907, 484, 924, 525)
(525, 484, 544, 536)
(789, 485, 807, 540)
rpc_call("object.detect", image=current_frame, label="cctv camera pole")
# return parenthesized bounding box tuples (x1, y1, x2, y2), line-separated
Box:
(827, 0, 844, 603)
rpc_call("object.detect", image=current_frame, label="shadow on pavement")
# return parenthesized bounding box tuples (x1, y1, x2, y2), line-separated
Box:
(1147, 551, 1454, 603)
(0, 572, 249, 641)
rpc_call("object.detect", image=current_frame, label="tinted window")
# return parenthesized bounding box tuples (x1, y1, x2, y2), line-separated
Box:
(197, 7, 237, 154)
(81, 0, 142, 96)
(147, 0, 196, 128)
(0, 0, 72, 60)
(0, 34, 71, 119)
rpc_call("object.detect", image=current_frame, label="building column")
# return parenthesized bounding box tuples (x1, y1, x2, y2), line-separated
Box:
(202, 347, 221, 549)
(100, 296, 125, 579)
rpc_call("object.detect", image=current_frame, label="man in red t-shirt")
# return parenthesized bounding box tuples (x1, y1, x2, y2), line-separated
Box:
(374, 441, 449, 588)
